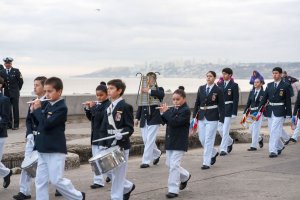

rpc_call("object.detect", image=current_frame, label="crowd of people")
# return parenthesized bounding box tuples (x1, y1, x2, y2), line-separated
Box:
(0, 57, 299, 199)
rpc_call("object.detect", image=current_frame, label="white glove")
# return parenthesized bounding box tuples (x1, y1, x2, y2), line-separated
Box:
(231, 115, 237, 119)
(286, 116, 291, 119)
(115, 132, 123, 140)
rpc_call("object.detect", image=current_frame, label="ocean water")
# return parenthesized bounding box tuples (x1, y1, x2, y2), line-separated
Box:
(20, 77, 273, 96)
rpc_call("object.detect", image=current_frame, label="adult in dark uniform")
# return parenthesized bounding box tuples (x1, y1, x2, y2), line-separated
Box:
(0, 64, 4, 71)
(0, 57, 24, 130)
(258, 67, 292, 158)
(217, 68, 239, 156)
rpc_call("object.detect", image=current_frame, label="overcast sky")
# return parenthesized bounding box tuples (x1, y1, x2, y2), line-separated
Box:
(0, 0, 299, 77)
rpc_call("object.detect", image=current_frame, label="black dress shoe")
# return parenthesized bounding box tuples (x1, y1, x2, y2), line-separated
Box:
(201, 165, 210, 170)
(55, 189, 62, 196)
(3, 169, 12, 188)
(219, 151, 227, 156)
(123, 184, 135, 200)
(153, 152, 162, 165)
(166, 192, 178, 198)
(81, 192, 85, 200)
(290, 138, 297, 143)
(210, 152, 219, 165)
(179, 174, 191, 190)
(228, 140, 234, 153)
(277, 146, 285, 155)
(90, 183, 104, 189)
(106, 176, 111, 183)
(247, 147, 257, 151)
(140, 164, 150, 168)
(13, 192, 31, 200)
(259, 138, 264, 148)
(269, 152, 278, 158)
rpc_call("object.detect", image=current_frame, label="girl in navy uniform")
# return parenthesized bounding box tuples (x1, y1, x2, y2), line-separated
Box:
(217, 68, 239, 156)
(160, 86, 191, 199)
(100, 79, 135, 200)
(0, 77, 12, 188)
(243, 78, 265, 151)
(84, 82, 112, 188)
(193, 71, 225, 170)
(286, 89, 300, 144)
(135, 72, 164, 168)
(31, 77, 84, 200)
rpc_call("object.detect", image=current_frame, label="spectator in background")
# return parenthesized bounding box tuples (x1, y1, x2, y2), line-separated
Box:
(249, 70, 265, 85)
(0, 57, 24, 130)
(282, 71, 298, 84)
(0, 64, 4, 71)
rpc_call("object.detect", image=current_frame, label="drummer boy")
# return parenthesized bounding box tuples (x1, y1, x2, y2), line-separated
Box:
(100, 79, 135, 200)
(31, 77, 85, 200)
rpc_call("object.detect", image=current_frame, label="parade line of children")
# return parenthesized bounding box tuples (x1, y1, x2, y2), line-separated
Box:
(0, 66, 299, 199)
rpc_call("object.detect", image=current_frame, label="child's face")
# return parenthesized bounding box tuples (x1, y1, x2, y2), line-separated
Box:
(272, 71, 281, 81)
(44, 84, 62, 101)
(222, 72, 231, 81)
(107, 85, 122, 100)
(96, 90, 108, 102)
(172, 93, 185, 107)
(34, 80, 45, 97)
(254, 79, 262, 89)
(206, 73, 215, 85)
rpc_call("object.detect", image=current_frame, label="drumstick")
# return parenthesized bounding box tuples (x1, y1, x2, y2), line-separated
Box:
(92, 132, 129, 143)
(155, 105, 177, 109)
(26, 99, 51, 104)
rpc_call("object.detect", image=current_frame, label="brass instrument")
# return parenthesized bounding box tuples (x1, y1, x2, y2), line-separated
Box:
(136, 72, 161, 106)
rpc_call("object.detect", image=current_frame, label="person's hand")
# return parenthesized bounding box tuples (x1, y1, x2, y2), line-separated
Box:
(292, 116, 296, 124)
(159, 103, 169, 113)
(231, 115, 237, 119)
(115, 132, 123, 140)
(26, 134, 34, 142)
(134, 119, 139, 127)
(32, 99, 41, 110)
(141, 87, 150, 93)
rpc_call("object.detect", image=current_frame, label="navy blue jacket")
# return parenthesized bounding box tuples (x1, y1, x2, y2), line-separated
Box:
(0, 67, 23, 98)
(162, 103, 190, 151)
(193, 84, 225, 123)
(243, 89, 265, 114)
(33, 99, 68, 154)
(136, 87, 164, 127)
(85, 99, 110, 146)
(259, 81, 292, 118)
(101, 99, 134, 150)
(293, 90, 300, 119)
(0, 93, 10, 138)
(218, 80, 239, 117)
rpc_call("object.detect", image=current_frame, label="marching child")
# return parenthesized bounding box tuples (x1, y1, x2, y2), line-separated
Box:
(101, 79, 135, 200)
(160, 86, 191, 199)
(32, 77, 84, 200)
(84, 82, 112, 188)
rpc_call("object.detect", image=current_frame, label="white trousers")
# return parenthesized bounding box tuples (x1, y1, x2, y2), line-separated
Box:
(198, 119, 219, 166)
(35, 153, 82, 200)
(267, 113, 285, 154)
(141, 123, 161, 164)
(281, 128, 290, 142)
(292, 118, 300, 141)
(19, 134, 35, 195)
(217, 117, 234, 152)
(0, 138, 10, 177)
(92, 145, 112, 186)
(249, 117, 263, 148)
(111, 149, 134, 200)
(165, 150, 189, 194)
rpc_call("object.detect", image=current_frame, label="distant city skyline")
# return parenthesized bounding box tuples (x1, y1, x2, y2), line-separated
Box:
(0, 0, 299, 77)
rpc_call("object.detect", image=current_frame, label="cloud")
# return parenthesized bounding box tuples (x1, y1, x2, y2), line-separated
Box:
(0, 0, 299, 77)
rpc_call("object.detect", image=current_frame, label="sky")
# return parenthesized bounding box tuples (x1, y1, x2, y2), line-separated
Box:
(0, 0, 299, 77)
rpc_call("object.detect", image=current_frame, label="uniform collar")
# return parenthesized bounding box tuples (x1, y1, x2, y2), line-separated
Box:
(49, 98, 63, 106)
(111, 97, 123, 109)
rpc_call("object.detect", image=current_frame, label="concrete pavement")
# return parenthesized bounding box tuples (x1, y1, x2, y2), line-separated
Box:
(1, 143, 300, 200)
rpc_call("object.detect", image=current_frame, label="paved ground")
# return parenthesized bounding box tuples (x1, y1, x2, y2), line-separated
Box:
(1, 143, 300, 200)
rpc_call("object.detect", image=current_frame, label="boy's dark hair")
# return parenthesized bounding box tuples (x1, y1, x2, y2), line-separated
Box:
(34, 76, 47, 86)
(107, 79, 126, 96)
(45, 77, 63, 91)
(0, 76, 4, 89)
(174, 86, 186, 98)
(96, 81, 107, 94)
(272, 67, 283, 74)
(222, 68, 233, 75)
(207, 71, 217, 78)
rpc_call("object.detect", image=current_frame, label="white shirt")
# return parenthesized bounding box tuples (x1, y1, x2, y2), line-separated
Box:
(109, 97, 123, 112)
(206, 84, 215, 94)
(224, 80, 229, 88)
(254, 89, 260, 100)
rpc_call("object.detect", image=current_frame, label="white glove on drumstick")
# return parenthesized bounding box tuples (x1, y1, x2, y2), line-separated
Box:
(115, 132, 123, 140)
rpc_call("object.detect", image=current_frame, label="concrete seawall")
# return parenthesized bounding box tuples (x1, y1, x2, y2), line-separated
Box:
(19, 91, 297, 118)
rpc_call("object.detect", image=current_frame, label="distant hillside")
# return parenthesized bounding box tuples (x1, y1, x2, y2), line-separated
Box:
(74, 62, 300, 79)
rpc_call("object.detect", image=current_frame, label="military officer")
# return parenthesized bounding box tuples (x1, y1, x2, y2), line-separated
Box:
(0, 57, 24, 130)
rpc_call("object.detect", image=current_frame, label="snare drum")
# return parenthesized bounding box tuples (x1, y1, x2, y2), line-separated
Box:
(88, 146, 125, 175)
(21, 151, 39, 178)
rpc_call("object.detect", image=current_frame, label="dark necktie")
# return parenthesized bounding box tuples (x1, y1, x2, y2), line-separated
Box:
(254, 91, 258, 100)
(6, 69, 10, 75)
(274, 83, 277, 89)
(206, 87, 210, 96)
